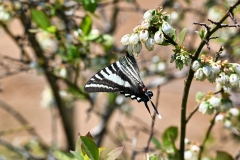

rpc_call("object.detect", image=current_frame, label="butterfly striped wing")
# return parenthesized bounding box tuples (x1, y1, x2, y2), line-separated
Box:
(84, 53, 147, 102)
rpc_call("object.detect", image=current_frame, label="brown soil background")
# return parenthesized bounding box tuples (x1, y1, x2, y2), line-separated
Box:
(0, 0, 239, 159)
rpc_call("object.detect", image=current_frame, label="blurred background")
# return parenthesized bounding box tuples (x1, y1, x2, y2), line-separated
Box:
(0, 0, 240, 159)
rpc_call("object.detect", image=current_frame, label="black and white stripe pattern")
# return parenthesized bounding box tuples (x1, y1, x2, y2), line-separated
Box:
(84, 52, 161, 119)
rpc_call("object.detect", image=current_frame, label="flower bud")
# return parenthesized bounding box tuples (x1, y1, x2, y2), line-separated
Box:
(184, 150, 193, 160)
(120, 34, 130, 45)
(191, 60, 201, 71)
(132, 41, 142, 54)
(154, 30, 164, 44)
(224, 120, 231, 128)
(162, 21, 174, 36)
(143, 10, 153, 21)
(139, 30, 149, 42)
(216, 73, 229, 85)
(209, 96, 221, 107)
(129, 33, 139, 45)
(144, 38, 155, 51)
(199, 101, 208, 114)
(229, 74, 239, 87)
(203, 65, 212, 76)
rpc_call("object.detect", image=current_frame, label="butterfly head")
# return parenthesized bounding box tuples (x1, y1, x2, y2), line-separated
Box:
(145, 90, 153, 99)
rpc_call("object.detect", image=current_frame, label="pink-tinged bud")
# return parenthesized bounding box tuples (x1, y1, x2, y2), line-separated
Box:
(154, 30, 164, 44)
(162, 21, 174, 36)
(129, 33, 139, 45)
(229, 74, 239, 87)
(203, 65, 212, 76)
(139, 30, 149, 42)
(144, 38, 155, 51)
(215, 114, 224, 122)
(209, 96, 221, 107)
(191, 60, 201, 71)
(120, 34, 130, 45)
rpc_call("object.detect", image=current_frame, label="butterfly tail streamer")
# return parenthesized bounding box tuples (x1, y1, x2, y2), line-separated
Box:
(150, 100, 162, 119)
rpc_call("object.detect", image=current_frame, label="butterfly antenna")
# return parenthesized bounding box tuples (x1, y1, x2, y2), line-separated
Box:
(144, 101, 154, 121)
(150, 99, 162, 119)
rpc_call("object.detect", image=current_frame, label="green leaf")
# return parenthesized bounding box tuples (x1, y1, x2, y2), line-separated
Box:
(80, 136, 99, 160)
(216, 151, 234, 160)
(46, 25, 57, 33)
(70, 151, 84, 160)
(179, 28, 187, 46)
(151, 137, 161, 149)
(104, 147, 124, 160)
(79, 0, 97, 13)
(67, 45, 79, 62)
(53, 150, 74, 160)
(80, 15, 92, 35)
(162, 126, 178, 151)
(31, 9, 51, 30)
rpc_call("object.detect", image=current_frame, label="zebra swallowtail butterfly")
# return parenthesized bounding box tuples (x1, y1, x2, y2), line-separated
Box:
(84, 52, 161, 119)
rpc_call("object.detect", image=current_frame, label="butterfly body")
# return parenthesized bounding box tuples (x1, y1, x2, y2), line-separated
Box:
(84, 52, 161, 119)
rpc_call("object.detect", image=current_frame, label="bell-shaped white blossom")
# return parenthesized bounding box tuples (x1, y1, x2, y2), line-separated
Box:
(224, 120, 231, 128)
(216, 73, 229, 85)
(194, 68, 206, 81)
(229, 74, 239, 87)
(209, 96, 221, 108)
(132, 42, 142, 54)
(199, 101, 209, 114)
(229, 108, 239, 116)
(233, 63, 240, 75)
(120, 34, 130, 45)
(190, 145, 200, 153)
(191, 60, 201, 71)
(129, 33, 139, 45)
(203, 65, 212, 76)
(184, 150, 193, 160)
(154, 30, 164, 44)
(215, 114, 224, 122)
(139, 30, 149, 42)
(211, 63, 221, 74)
(145, 38, 155, 51)
(143, 10, 153, 21)
(141, 20, 150, 30)
(162, 21, 174, 36)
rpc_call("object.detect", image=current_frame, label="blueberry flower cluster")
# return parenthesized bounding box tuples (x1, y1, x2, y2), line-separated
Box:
(184, 139, 200, 160)
(120, 7, 174, 54)
(192, 55, 240, 90)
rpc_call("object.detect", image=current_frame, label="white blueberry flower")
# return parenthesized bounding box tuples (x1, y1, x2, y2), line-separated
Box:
(143, 10, 153, 21)
(184, 150, 193, 160)
(139, 30, 149, 42)
(229, 108, 239, 116)
(154, 30, 164, 44)
(207, 71, 216, 83)
(194, 68, 206, 81)
(59, 67, 67, 78)
(229, 74, 239, 87)
(127, 44, 134, 54)
(211, 63, 221, 74)
(157, 62, 166, 72)
(216, 73, 229, 85)
(215, 114, 224, 122)
(162, 21, 174, 36)
(132, 41, 142, 54)
(145, 38, 155, 51)
(129, 33, 139, 45)
(140, 20, 150, 30)
(203, 65, 212, 77)
(209, 96, 221, 108)
(224, 120, 231, 128)
(233, 63, 240, 75)
(199, 101, 209, 114)
(190, 145, 200, 153)
(171, 11, 179, 21)
(120, 34, 130, 45)
(184, 138, 190, 144)
(191, 60, 201, 71)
